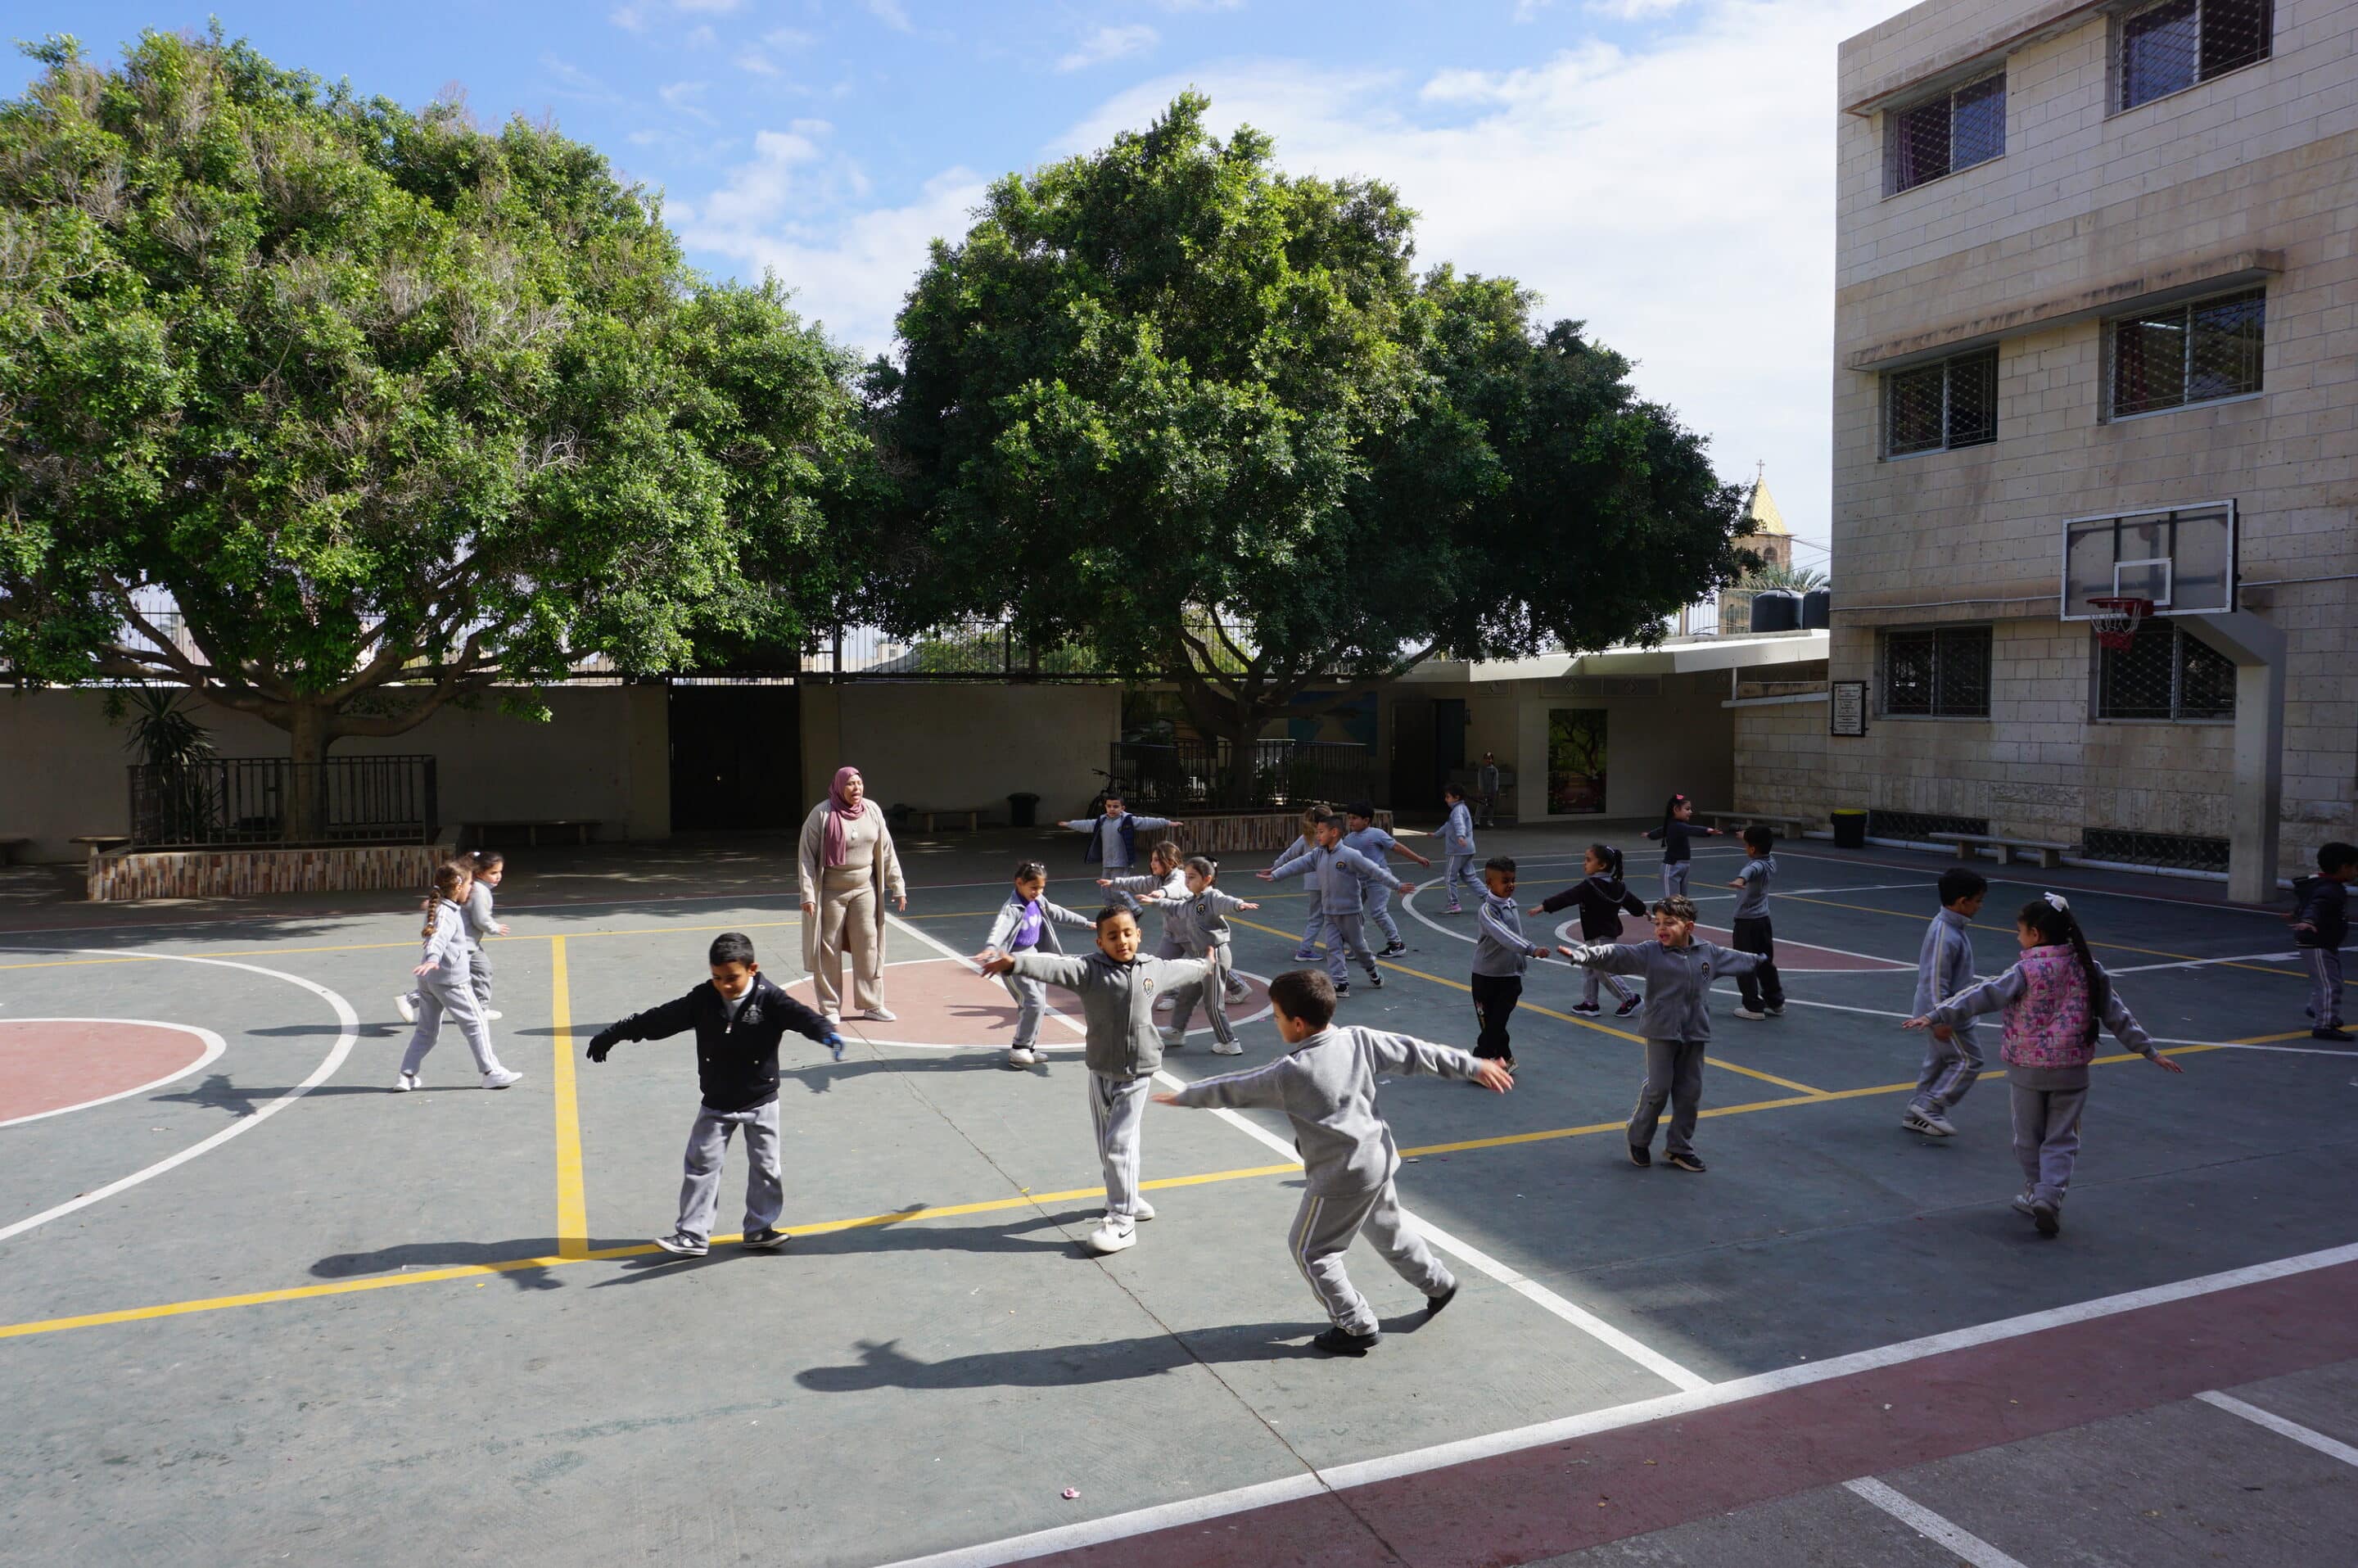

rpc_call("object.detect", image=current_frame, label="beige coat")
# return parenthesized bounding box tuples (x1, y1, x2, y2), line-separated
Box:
(797, 801, 906, 975)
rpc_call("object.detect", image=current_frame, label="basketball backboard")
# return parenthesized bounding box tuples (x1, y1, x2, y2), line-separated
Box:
(2061, 502, 2236, 620)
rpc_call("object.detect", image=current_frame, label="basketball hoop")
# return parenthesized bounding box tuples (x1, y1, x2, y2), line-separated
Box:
(2086, 595, 2152, 653)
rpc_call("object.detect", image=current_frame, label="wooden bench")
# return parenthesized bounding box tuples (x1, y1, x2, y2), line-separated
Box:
(466, 820, 600, 848)
(70, 834, 130, 868)
(1931, 831, 2074, 869)
(1705, 810, 1816, 837)
(913, 807, 989, 833)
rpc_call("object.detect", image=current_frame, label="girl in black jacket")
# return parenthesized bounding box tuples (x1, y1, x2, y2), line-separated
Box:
(1533, 844, 1648, 1016)
(1645, 794, 1722, 900)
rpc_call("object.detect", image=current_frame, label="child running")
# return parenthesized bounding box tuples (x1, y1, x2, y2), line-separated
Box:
(1059, 794, 1180, 877)
(1158, 856, 1261, 1056)
(395, 859, 522, 1091)
(1533, 844, 1647, 1019)
(1644, 793, 1722, 900)
(1904, 866, 1988, 1137)
(1260, 812, 1412, 999)
(2290, 842, 2356, 1042)
(1274, 803, 1331, 962)
(395, 848, 509, 1024)
(1344, 802, 1431, 958)
(1152, 969, 1513, 1356)
(982, 861, 1096, 1069)
(1905, 894, 2184, 1237)
(1725, 825, 1785, 1022)
(1560, 895, 1765, 1173)
(976, 906, 1208, 1255)
(585, 933, 844, 1256)
(1471, 856, 1551, 1070)
(1436, 783, 1480, 913)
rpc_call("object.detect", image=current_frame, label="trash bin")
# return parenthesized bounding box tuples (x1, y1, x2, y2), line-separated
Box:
(1007, 792, 1041, 829)
(1831, 808, 1868, 849)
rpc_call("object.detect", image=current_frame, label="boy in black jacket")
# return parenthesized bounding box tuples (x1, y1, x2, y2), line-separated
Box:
(2292, 842, 2357, 1042)
(587, 932, 843, 1256)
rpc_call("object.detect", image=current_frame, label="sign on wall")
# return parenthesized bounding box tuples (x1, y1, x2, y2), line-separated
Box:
(1547, 708, 1608, 815)
(1830, 680, 1868, 737)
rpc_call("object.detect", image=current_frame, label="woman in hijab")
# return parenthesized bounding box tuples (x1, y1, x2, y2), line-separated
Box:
(797, 766, 907, 1023)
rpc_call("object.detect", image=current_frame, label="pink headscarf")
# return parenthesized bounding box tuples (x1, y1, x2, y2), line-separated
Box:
(823, 766, 868, 868)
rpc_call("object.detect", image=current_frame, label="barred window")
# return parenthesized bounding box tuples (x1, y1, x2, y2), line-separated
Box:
(1886, 347, 1999, 456)
(2117, 0, 2272, 113)
(2097, 621, 2236, 720)
(2107, 288, 2264, 418)
(1882, 626, 1992, 717)
(1887, 72, 2007, 194)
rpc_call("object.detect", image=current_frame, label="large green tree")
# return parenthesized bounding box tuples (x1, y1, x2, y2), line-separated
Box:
(0, 32, 865, 832)
(873, 94, 1746, 804)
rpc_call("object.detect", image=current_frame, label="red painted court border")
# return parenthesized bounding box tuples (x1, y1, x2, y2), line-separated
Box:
(784, 956, 1274, 1050)
(0, 1019, 226, 1127)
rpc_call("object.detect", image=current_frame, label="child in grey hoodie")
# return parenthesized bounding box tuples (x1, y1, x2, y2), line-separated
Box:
(1155, 856, 1261, 1056)
(1260, 813, 1412, 997)
(1472, 856, 1552, 1068)
(1560, 894, 1764, 1173)
(1154, 969, 1513, 1355)
(978, 906, 1208, 1255)
(1725, 825, 1785, 1021)
(1904, 865, 1988, 1136)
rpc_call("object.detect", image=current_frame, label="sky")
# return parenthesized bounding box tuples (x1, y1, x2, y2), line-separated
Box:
(10, 0, 1903, 572)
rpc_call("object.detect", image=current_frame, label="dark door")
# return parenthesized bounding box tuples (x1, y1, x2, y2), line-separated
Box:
(668, 684, 802, 831)
(1389, 696, 1434, 813)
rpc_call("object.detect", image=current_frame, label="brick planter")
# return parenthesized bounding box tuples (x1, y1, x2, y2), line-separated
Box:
(88, 836, 457, 902)
(1167, 810, 1395, 856)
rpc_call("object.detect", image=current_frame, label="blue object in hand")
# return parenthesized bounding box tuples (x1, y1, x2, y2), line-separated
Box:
(824, 1032, 846, 1062)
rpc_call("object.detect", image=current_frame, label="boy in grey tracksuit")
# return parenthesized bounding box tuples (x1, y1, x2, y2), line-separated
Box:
(1154, 968, 1513, 1355)
(1561, 894, 1764, 1173)
(1471, 857, 1551, 1064)
(1262, 816, 1409, 996)
(1436, 785, 1479, 911)
(978, 908, 1207, 1255)
(1725, 829, 1784, 1020)
(1156, 857, 1260, 1055)
(1905, 867, 1988, 1136)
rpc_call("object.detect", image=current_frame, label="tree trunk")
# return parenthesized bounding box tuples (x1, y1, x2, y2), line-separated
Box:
(283, 702, 336, 843)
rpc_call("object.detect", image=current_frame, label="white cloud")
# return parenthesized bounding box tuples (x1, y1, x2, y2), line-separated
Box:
(737, 49, 780, 76)
(540, 53, 623, 103)
(1513, 0, 1557, 18)
(1058, 24, 1161, 72)
(1585, 0, 1694, 18)
(660, 80, 719, 125)
(685, 23, 717, 47)
(609, 4, 649, 32)
(1162, 0, 1246, 9)
(765, 26, 819, 50)
(862, 0, 915, 32)
(676, 0, 744, 11)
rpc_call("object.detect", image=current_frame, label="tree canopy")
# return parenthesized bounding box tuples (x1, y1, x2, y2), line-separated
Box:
(0, 30, 866, 807)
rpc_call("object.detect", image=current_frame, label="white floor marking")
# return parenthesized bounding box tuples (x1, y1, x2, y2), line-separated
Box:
(1769, 847, 2289, 915)
(0, 1019, 228, 1128)
(1842, 1477, 2029, 1568)
(876, 1237, 2358, 1568)
(0, 953, 358, 1246)
(2107, 951, 2305, 974)
(2193, 1390, 2358, 1468)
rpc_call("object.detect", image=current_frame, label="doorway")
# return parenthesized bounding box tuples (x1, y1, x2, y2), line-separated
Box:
(667, 683, 802, 831)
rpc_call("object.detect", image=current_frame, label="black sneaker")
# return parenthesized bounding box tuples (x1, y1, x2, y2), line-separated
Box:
(1570, 1001, 1601, 1016)
(1365, 970, 1385, 989)
(1425, 1281, 1459, 1318)
(2030, 1195, 2061, 1237)
(1312, 1326, 1380, 1357)
(741, 1227, 790, 1250)
(1615, 996, 1642, 1017)
(1333, 983, 1352, 999)
(2313, 1027, 2353, 1042)
(1380, 940, 1407, 956)
(1628, 1144, 1651, 1168)
(1666, 1150, 1707, 1173)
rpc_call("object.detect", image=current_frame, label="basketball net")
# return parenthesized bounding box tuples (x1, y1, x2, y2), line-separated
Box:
(2086, 595, 2152, 653)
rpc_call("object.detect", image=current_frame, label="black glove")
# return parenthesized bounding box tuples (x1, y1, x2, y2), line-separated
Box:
(586, 1030, 617, 1063)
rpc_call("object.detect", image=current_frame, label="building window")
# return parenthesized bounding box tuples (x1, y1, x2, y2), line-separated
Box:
(1886, 347, 1999, 456)
(2107, 288, 2264, 418)
(1881, 626, 1992, 717)
(2097, 621, 2236, 720)
(1886, 72, 2007, 194)
(2116, 0, 2273, 113)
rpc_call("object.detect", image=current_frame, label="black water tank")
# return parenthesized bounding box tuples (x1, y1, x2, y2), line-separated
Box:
(1800, 588, 1831, 630)
(1750, 590, 1801, 633)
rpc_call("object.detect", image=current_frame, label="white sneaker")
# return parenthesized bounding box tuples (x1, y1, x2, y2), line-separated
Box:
(394, 994, 417, 1024)
(1154, 993, 1177, 1012)
(481, 1069, 522, 1090)
(392, 1070, 421, 1092)
(483, 1009, 504, 1021)
(856, 1006, 897, 1023)
(1224, 979, 1251, 1003)
(1006, 1046, 1037, 1068)
(1157, 1025, 1185, 1046)
(1132, 1200, 1156, 1222)
(1083, 1218, 1137, 1254)
(1732, 1008, 1767, 1022)
(1211, 1039, 1244, 1055)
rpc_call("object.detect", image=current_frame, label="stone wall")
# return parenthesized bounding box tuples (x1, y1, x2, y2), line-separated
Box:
(87, 839, 453, 902)
(1732, 696, 1832, 823)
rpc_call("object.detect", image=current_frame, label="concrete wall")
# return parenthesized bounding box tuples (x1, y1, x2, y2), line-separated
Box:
(1505, 673, 1735, 823)
(0, 685, 670, 864)
(798, 682, 1122, 825)
(1732, 696, 1832, 821)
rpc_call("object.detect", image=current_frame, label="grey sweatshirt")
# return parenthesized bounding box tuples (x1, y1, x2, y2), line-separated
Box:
(1006, 949, 1208, 1079)
(464, 881, 499, 942)
(417, 898, 475, 986)
(1475, 891, 1545, 977)
(1106, 865, 1188, 946)
(1267, 843, 1402, 915)
(1913, 907, 1980, 1042)
(1730, 854, 1775, 920)
(1159, 884, 1252, 956)
(1166, 1025, 1486, 1194)
(1925, 959, 2156, 1090)
(1440, 802, 1476, 856)
(1565, 938, 1762, 1042)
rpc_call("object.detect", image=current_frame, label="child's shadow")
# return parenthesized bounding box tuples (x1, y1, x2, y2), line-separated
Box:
(308, 1236, 621, 1292)
(781, 1055, 1034, 1095)
(797, 1313, 1438, 1392)
(592, 1208, 1091, 1287)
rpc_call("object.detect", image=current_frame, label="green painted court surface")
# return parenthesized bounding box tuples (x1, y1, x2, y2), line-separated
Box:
(2, 827, 2353, 1566)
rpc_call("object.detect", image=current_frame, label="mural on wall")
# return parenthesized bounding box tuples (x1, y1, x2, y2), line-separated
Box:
(1547, 708, 1608, 815)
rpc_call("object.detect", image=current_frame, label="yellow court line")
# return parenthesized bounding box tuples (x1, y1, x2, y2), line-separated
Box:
(1226, 915, 1832, 1099)
(549, 937, 589, 1260)
(0, 919, 808, 971)
(1771, 892, 2324, 984)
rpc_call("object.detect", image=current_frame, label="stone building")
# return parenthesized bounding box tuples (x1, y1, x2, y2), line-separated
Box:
(1739, 0, 2356, 899)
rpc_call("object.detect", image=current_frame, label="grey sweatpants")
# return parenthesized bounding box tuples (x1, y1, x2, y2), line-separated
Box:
(1583, 968, 1635, 1007)
(1321, 911, 1380, 986)
(1296, 888, 1326, 956)
(2303, 947, 2343, 1028)
(1439, 855, 1479, 905)
(1660, 861, 1692, 900)
(1911, 1026, 1984, 1115)
(1088, 1071, 1153, 1221)
(1002, 972, 1048, 1051)
(1168, 942, 1237, 1045)
(403, 941, 494, 1016)
(1366, 886, 1402, 947)
(675, 1099, 784, 1245)
(1628, 1037, 1705, 1156)
(1290, 1179, 1452, 1336)
(2010, 1082, 2089, 1207)
(400, 974, 502, 1077)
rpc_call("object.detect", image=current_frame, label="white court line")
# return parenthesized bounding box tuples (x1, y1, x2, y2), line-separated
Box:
(2194, 1390, 2358, 1468)
(0, 953, 358, 1246)
(0, 1019, 227, 1128)
(881, 914, 1276, 1043)
(1842, 1477, 2028, 1568)
(877, 1238, 2358, 1568)
(2107, 951, 2305, 975)
(1769, 847, 2288, 915)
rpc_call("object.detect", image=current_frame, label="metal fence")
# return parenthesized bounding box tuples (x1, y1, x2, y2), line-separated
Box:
(1111, 739, 1377, 811)
(128, 756, 439, 849)
(803, 622, 1112, 680)
(2082, 827, 2229, 874)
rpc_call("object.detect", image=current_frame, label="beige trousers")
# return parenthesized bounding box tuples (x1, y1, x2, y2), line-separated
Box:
(812, 879, 882, 1016)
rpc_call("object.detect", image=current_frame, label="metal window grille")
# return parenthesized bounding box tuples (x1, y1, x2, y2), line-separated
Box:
(1868, 810, 1990, 842)
(1886, 348, 1999, 456)
(2118, 0, 2271, 112)
(1109, 739, 1376, 811)
(126, 756, 439, 849)
(2097, 622, 2236, 720)
(2108, 288, 2264, 417)
(1881, 626, 1992, 716)
(2081, 827, 2229, 874)
(1887, 72, 2007, 195)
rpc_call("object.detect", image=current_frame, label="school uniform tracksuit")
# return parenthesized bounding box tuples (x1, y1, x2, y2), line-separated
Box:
(403, 882, 498, 1017)
(1538, 874, 1647, 1009)
(1470, 892, 1543, 1061)
(1274, 834, 1326, 958)
(1437, 803, 1479, 908)
(1160, 886, 1254, 1047)
(1006, 948, 1208, 1227)
(982, 889, 1095, 1055)
(1267, 843, 1400, 988)
(1167, 1026, 1481, 1337)
(2292, 874, 2348, 1030)
(1645, 820, 1714, 899)
(400, 898, 508, 1080)
(1728, 853, 1786, 1013)
(1909, 906, 1983, 1118)
(1342, 824, 1412, 949)
(1566, 938, 1763, 1159)
(1102, 866, 1190, 958)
